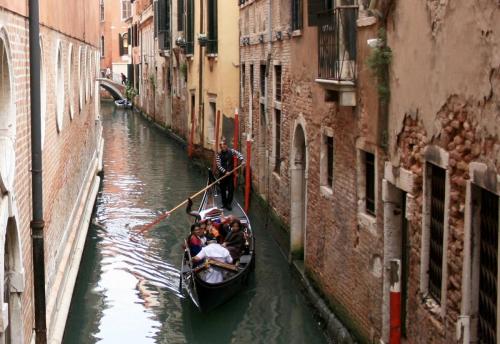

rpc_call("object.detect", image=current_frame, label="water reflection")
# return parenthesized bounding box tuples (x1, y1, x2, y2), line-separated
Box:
(63, 102, 327, 344)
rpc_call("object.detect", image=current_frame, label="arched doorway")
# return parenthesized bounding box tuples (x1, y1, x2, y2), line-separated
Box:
(290, 124, 307, 261)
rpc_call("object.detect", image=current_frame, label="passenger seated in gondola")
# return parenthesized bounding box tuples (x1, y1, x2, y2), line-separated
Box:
(204, 219, 222, 244)
(187, 223, 205, 258)
(222, 219, 246, 260)
(192, 239, 233, 283)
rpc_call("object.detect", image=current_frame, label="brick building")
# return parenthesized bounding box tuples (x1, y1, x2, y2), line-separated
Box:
(99, 0, 131, 80)
(239, 0, 384, 341)
(0, 0, 102, 342)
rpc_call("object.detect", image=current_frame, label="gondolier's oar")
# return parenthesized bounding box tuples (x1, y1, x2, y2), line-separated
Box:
(137, 163, 245, 233)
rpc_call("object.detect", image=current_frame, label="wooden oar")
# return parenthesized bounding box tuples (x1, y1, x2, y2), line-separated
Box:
(137, 163, 245, 233)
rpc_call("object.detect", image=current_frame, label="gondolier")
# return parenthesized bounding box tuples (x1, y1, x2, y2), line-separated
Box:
(215, 139, 244, 211)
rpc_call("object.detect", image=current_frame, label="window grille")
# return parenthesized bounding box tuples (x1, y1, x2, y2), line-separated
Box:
(365, 152, 375, 215)
(274, 110, 281, 173)
(275, 65, 282, 102)
(478, 189, 498, 344)
(428, 164, 445, 303)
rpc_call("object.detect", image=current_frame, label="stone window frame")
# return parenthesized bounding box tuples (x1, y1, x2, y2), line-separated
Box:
(419, 145, 451, 317)
(55, 40, 64, 133)
(356, 139, 378, 223)
(272, 61, 282, 111)
(458, 162, 500, 342)
(320, 126, 334, 199)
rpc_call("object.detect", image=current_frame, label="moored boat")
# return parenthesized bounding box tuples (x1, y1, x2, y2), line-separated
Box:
(180, 171, 255, 312)
(114, 99, 132, 108)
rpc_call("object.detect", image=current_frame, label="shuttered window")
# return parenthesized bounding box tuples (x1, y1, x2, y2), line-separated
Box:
(260, 64, 266, 96)
(178, 0, 184, 31)
(158, 0, 170, 50)
(119, 33, 126, 56)
(186, 0, 194, 54)
(428, 163, 445, 303)
(154, 1, 158, 38)
(292, 0, 302, 30)
(327, 136, 334, 186)
(207, 0, 218, 54)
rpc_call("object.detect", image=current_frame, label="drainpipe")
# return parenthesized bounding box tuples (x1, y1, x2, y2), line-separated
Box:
(198, 0, 204, 146)
(29, 0, 47, 343)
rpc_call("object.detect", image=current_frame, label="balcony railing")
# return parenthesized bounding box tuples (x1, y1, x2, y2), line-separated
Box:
(318, 6, 358, 83)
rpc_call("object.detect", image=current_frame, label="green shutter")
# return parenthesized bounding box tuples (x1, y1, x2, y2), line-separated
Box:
(207, 0, 217, 54)
(177, 0, 184, 31)
(186, 0, 194, 54)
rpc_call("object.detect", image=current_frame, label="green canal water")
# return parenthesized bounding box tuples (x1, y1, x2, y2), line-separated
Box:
(62, 102, 328, 344)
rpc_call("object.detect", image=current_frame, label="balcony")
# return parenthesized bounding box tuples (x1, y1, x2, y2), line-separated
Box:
(316, 6, 358, 106)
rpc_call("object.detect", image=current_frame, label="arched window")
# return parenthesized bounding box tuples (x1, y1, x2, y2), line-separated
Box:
(55, 41, 64, 132)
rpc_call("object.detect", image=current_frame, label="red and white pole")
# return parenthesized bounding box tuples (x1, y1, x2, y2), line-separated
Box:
(244, 134, 251, 212)
(389, 259, 401, 344)
(233, 108, 239, 187)
(188, 108, 195, 158)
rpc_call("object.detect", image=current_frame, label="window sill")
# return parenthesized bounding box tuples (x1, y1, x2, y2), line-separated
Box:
(272, 171, 281, 181)
(292, 30, 302, 37)
(357, 211, 377, 235)
(206, 53, 218, 58)
(274, 101, 282, 110)
(320, 186, 333, 200)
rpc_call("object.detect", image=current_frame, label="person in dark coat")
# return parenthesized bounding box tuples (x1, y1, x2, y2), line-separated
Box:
(215, 139, 244, 210)
(222, 219, 246, 260)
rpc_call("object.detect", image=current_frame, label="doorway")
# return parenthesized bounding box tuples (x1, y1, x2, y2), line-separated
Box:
(290, 125, 307, 261)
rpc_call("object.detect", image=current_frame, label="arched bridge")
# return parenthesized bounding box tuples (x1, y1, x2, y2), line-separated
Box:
(98, 78, 126, 100)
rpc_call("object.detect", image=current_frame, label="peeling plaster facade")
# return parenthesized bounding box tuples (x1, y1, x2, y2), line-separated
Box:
(384, 1, 500, 342)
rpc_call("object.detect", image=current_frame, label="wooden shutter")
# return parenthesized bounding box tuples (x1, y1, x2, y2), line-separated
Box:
(178, 0, 184, 31)
(154, 1, 158, 38)
(308, 0, 324, 26)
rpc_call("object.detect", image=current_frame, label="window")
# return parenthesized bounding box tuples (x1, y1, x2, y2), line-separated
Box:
(158, 0, 171, 50)
(207, 101, 216, 142)
(365, 152, 375, 215)
(274, 65, 282, 102)
(320, 131, 334, 191)
(260, 64, 266, 96)
(427, 163, 445, 303)
(100, 36, 105, 57)
(154, 1, 158, 38)
(292, 0, 302, 30)
(274, 109, 281, 173)
(100, 0, 105, 21)
(119, 33, 127, 56)
(186, 0, 194, 54)
(121, 0, 131, 21)
(177, 0, 184, 31)
(250, 64, 254, 94)
(207, 0, 218, 54)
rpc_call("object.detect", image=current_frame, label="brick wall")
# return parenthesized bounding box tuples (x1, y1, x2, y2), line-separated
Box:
(0, 7, 101, 342)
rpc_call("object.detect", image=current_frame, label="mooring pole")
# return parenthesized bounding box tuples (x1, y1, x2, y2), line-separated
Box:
(244, 135, 251, 212)
(213, 110, 221, 171)
(233, 108, 239, 187)
(389, 259, 401, 344)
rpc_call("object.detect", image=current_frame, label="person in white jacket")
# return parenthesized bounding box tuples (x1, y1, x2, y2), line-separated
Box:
(193, 240, 233, 283)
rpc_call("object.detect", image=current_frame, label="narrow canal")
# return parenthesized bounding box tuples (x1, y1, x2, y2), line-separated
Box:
(62, 101, 328, 344)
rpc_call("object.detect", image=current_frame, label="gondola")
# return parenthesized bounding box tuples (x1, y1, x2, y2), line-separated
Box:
(180, 171, 255, 312)
(114, 99, 132, 108)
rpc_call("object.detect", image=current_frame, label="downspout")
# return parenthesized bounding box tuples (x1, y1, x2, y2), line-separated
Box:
(198, 0, 204, 146)
(28, 0, 47, 343)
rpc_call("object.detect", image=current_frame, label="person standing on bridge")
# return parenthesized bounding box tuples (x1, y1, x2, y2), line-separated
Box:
(121, 72, 127, 85)
(216, 139, 244, 211)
